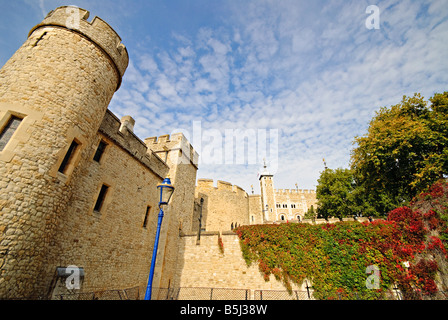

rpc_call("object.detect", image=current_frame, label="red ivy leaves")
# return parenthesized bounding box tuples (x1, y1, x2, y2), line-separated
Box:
(388, 206, 424, 239)
(418, 182, 445, 200)
(218, 235, 224, 254)
(408, 259, 439, 294)
(427, 236, 447, 257)
(235, 181, 448, 298)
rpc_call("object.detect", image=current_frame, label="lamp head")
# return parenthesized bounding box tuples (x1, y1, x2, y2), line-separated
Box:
(157, 176, 174, 207)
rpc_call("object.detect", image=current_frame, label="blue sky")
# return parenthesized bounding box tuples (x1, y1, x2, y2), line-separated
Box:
(1, 0, 447, 194)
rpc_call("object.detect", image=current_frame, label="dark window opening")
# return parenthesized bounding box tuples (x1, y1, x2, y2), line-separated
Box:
(33, 32, 47, 47)
(143, 206, 151, 228)
(94, 184, 109, 212)
(93, 140, 107, 162)
(0, 116, 22, 152)
(58, 140, 79, 174)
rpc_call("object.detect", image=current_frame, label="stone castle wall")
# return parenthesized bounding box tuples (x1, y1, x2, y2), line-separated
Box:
(0, 6, 129, 298)
(0, 5, 328, 299)
(174, 232, 303, 296)
(0, 6, 198, 299)
(42, 111, 182, 296)
(274, 188, 318, 222)
(194, 177, 319, 230)
(248, 195, 264, 225)
(144, 133, 198, 290)
(195, 179, 250, 232)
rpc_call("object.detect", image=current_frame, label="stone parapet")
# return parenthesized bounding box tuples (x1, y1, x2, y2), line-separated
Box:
(29, 6, 129, 89)
(145, 133, 199, 169)
(99, 110, 169, 179)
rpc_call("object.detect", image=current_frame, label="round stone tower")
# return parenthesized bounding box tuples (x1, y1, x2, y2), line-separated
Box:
(0, 6, 128, 298)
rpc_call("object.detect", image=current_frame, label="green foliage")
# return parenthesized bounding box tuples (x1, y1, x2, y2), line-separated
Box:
(316, 168, 354, 219)
(235, 181, 448, 300)
(350, 92, 448, 214)
(316, 168, 377, 219)
(303, 205, 316, 221)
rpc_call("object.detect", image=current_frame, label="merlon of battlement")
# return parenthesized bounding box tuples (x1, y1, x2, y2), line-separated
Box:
(29, 6, 129, 88)
(217, 180, 233, 191)
(196, 179, 214, 189)
(145, 134, 172, 145)
(233, 185, 247, 197)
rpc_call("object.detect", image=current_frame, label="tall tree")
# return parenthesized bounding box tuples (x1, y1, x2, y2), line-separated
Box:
(350, 92, 448, 214)
(316, 168, 377, 219)
(316, 168, 356, 220)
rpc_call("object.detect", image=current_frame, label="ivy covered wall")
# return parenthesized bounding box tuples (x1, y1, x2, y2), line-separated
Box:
(235, 181, 448, 299)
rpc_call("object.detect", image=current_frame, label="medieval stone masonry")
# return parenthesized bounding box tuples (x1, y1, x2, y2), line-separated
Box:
(0, 6, 323, 299)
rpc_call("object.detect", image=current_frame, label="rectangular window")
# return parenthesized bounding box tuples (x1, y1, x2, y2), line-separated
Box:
(143, 206, 151, 228)
(0, 116, 22, 152)
(93, 140, 107, 162)
(58, 140, 79, 174)
(94, 184, 109, 212)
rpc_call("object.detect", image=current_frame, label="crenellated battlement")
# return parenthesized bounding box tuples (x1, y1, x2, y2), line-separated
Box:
(100, 113, 201, 177)
(194, 179, 250, 232)
(196, 178, 214, 189)
(144, 134, 171, 145)
(275, 188, 316, 194)
(99, 110, 169, 179)
(233, 185, 247, 196)
(28, 6, 129, 89)
(145, 133, 199, 167)
(196, 179, 248, 197)
(217, 180, 233, 191)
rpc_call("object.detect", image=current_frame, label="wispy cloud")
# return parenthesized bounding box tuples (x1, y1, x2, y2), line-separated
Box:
(39, 0, 47, 18)
(104, 0, 448, 193)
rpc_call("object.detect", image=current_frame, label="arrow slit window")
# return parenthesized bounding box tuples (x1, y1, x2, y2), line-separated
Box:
(0, 115, 22, 152)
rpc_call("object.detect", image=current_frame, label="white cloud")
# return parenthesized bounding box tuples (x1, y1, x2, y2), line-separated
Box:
(39, 0, 47, 18)
(138, 54, 159, 73)
(107, 0, 448, 194)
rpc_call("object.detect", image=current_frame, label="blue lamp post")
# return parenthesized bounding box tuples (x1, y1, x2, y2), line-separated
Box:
(144, 176, 175, 300)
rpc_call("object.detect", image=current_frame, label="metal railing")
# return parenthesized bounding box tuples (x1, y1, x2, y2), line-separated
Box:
(154, 287, 448, 301)
(59, 286, 140, 300)
(254, 289, 448, 300)
(152, 287, 250, 300)
(254, 290, 311, 300)
(55, 286, 448, 300)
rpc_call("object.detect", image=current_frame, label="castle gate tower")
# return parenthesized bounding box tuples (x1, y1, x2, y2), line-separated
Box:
(0, 7, 128, 298)
(259, 163, 277, 222)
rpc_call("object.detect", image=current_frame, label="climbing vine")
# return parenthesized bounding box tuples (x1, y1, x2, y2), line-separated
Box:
(218, 234, 224, 254)
(235, 181, 448, 300)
